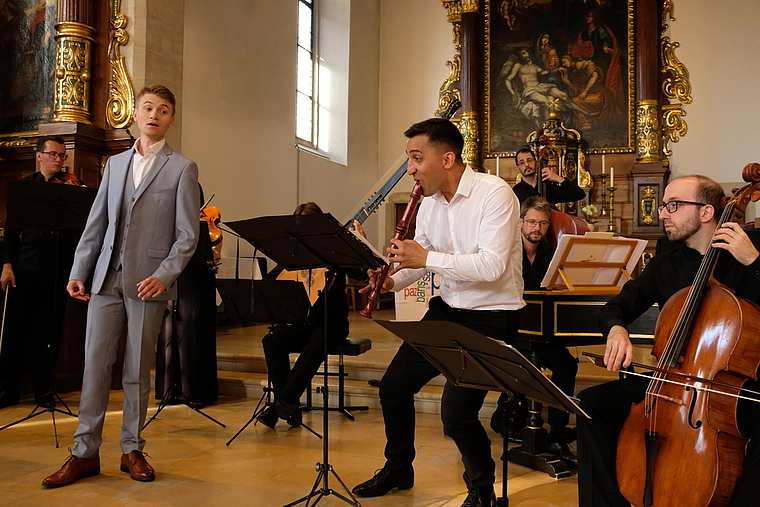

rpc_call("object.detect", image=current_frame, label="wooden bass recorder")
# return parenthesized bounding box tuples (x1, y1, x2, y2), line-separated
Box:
(360, 181, 423, 318)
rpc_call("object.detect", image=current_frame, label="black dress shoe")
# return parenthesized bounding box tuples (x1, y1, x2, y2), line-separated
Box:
(351, 467, 414, 497)
(275, 399, 302, 427)
(461, 488, 496, 507)
(256, 406, 278, 429)
(0, 391, 20, 409)
(547, 441, 578, 467)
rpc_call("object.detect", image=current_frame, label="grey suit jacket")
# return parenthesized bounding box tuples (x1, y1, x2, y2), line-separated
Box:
(70, 142, 200, 301)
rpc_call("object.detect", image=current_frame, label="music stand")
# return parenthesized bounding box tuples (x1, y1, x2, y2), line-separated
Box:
(143, 297, 227, 431)
(226, 213, 385, 507)
(376, 320, 588, 507)
(226, 279, 322, 444)
(0, 180, 97, 447)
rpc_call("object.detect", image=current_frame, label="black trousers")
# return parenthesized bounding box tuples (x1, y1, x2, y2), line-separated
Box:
(577, 375, 760, 506)
(262, 319, 349, 406)
(0, 269, 68, 398)
(379, 296, 520, 492)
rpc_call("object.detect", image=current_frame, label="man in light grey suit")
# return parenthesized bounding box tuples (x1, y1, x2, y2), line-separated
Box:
(42, 85, 200, 488)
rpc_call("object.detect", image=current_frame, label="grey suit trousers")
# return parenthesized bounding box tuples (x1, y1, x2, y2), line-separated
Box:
(72, 267, 165, 457)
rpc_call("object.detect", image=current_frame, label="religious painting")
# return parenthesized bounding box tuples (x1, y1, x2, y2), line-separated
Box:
(486, 0, 634, 155)
(0, 0, 58, 136)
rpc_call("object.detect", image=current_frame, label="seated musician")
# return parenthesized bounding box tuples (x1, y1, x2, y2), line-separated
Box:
(577, 175, 760, 506)
(511, 147, 586, 204)
(490, 196, 579, 464)
(257, 202, 367, 428)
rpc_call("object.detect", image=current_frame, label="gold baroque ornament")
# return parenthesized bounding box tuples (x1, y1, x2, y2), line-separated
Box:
(107, 3, 135, 129)
(53, 22, 95, 124)
(636, 100, 660, 163)
(460, 0, 480, 14)
(662, 103, 687, 157)
(440, 0, 462, 23)
(640, 185, 657, 225)
(662, 37, 692, 105)
(435, 7, 461, 118)
(459, 111, 479, 168)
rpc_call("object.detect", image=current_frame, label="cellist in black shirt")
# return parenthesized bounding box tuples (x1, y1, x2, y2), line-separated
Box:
(577, 175, 760, 506)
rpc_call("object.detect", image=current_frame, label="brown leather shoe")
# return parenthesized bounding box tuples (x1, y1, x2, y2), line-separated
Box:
(120, 451, 155, 481)
(42, 453, 100, 488)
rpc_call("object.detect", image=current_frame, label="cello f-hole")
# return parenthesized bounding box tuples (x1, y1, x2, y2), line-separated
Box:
(686, 386, 703, 429)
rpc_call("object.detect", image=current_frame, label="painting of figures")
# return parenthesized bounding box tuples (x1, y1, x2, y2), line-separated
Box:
(0, 0, 57, 135)
(487, 0, 633, 154)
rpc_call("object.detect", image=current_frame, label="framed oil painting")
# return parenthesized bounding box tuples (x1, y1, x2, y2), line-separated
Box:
(486, 0, 634, 155)
(0, 0, 58, 136)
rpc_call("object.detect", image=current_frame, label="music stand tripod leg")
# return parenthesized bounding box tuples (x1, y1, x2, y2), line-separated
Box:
(285, 274, 359, 507)
(144, 300, 226, 431)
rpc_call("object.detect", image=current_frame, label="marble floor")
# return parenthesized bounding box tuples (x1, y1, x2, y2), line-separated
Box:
(0, 390, 579, 507)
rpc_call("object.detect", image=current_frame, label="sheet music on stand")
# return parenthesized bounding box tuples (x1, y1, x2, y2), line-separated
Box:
(540, 232, 648, 291)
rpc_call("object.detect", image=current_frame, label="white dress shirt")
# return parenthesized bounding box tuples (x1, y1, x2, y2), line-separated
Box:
(390, 165, 525, 311)
(131, 138, 166, 188)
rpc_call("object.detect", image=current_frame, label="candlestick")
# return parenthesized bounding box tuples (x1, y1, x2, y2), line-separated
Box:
(607, 186, 617, 233)
(496, 155, 500, 178)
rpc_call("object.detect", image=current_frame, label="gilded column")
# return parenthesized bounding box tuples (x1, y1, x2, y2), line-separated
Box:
(457, 0, 484, 170)
(634, 0, 661, 163)
(52, 0, 95, 124)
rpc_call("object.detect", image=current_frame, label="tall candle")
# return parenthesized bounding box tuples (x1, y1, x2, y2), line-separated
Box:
(602, 155, 606, 174)
(496, 155, 500, 177)
(610, 166, 614, 187)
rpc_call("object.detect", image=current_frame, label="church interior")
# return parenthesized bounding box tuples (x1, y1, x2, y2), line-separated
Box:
(1, 0, 760, 506)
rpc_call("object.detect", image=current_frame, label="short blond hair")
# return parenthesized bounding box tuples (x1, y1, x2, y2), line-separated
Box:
(136, 85, 176, 115)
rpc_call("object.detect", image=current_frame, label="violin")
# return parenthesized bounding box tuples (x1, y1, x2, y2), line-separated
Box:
(614, 163, 760, 507)
(50, 171, 86, 186)
(200, 205, 222, 247)
(535, 138, 589, 247)
(200, 205, 223, 271)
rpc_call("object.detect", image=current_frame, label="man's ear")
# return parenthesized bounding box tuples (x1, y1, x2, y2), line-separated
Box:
(701, 204, 716, 223)
(442, 151, 456, 169)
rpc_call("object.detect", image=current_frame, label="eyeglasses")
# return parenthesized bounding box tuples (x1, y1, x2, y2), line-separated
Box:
(517, 157, 535, 166)
(657, 200, 707, 214)
(40, 151, 68, 160)
(523, 218, 550, 228)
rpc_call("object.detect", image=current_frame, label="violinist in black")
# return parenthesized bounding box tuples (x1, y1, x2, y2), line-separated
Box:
(577, 176, 760, 507)
(0, 136, 84, 409)
(512, 148, 586, 204)
(257, 202, 367, 428)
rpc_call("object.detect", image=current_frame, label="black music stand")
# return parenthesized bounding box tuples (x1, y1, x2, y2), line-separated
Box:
(0, 180, 96, 447)
(376, 320, 588, 507)
(226, 279, 321, 444)
(143, 294, 227, 431)
(226, 213, 385, 507)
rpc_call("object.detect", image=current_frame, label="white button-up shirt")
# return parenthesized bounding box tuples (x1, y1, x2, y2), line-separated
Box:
(391, 166, 524, 311)
(131, 138, 166, 188)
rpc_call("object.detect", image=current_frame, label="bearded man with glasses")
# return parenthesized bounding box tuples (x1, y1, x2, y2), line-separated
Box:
(490, 196, 580, 465)
(577, 175, 760, 506)
(0, 136, 84, 409)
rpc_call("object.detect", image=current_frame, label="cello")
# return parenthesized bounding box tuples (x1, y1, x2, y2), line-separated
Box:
(615, 163, 760, 507)
(534, 136, 589, 247)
